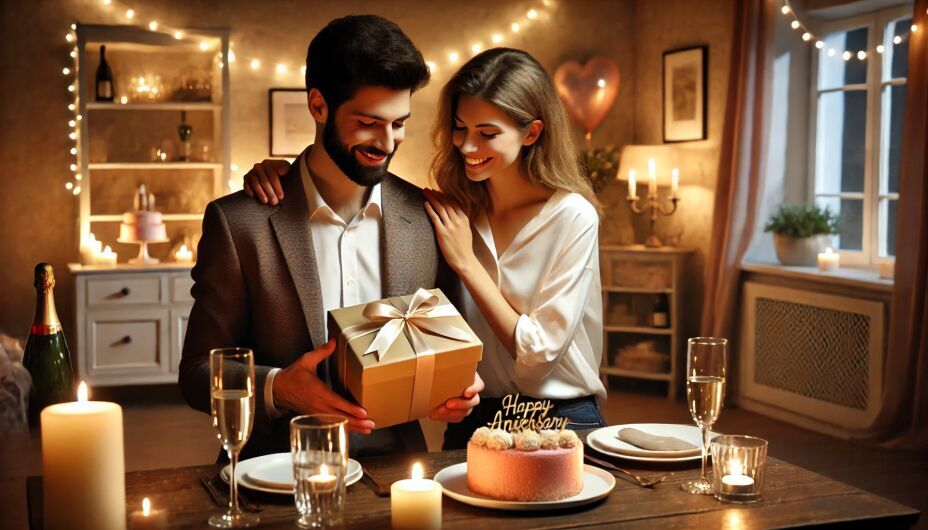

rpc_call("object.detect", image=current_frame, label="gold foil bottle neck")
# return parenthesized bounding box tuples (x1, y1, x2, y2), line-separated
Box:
(31, 263, 61, 334)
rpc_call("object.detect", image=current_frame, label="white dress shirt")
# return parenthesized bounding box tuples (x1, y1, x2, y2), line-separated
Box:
(265, 150, 383, 416)
(463, 190, 607, 402)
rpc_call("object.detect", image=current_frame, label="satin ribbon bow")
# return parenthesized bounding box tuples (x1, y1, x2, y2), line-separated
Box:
(346, 288, 472, 362)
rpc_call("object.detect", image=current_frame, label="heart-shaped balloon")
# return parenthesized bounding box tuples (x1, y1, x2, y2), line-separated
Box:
(553, 57, 620, 139)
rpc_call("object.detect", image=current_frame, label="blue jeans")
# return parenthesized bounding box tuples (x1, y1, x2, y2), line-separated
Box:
(443, 395, 606, 450)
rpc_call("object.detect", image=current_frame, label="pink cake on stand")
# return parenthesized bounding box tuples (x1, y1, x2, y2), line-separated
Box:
(466, 428, 584, 501)
(118, 185, 168, 265)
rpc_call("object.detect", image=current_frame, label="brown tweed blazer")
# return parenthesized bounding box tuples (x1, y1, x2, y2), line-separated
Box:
(178, 160, 458, 459)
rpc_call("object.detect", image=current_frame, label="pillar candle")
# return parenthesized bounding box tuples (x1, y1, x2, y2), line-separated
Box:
(671, 168, 680, 198)
(391, 463, 441, 530)
(41, 382, 126, 530)
(648, 158, 657, 197)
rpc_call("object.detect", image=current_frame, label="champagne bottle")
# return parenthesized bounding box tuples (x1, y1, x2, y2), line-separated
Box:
(23, 263, 74, 421)
(651, 293, 670, 328)
(95, 45, 114, 102)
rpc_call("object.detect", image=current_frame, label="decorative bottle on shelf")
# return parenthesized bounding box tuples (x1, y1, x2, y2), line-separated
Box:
(95, 45, 115, 102)
(23, 263, 74, 422)
(651, 293, 670, 328)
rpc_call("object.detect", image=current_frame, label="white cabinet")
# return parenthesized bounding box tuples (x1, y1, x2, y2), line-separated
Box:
(69, 264, 193, 386)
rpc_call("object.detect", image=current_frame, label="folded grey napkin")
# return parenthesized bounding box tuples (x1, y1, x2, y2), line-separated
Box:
(617, 428, 698, 451)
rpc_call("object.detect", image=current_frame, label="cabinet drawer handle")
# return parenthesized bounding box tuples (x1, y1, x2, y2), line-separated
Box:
(110, 335, 132, 347)
(120, 287, 131, 296)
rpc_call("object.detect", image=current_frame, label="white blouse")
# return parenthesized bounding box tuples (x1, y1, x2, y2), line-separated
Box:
(462, 190, 607, 402)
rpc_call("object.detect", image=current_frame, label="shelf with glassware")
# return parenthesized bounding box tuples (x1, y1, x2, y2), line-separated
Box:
(69, 24, 229, 386)
(599, 244, 693, 399)
(74, 23, 230, 266)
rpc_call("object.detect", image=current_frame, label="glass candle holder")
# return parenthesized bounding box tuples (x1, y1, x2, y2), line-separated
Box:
(290, 415, 348, 529)
(710, 435, 768, 503)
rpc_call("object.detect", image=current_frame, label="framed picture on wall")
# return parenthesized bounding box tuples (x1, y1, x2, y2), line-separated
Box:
(662, 45, 707, 142)
(269, 88, 314, 157)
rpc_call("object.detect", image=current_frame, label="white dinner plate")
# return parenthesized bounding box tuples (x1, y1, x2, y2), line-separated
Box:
(434, 463, 615, 511)
(221, 453, 361, 494)
(586, 424, 718, 463)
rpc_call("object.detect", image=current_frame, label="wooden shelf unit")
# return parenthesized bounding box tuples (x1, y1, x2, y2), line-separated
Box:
(599, 244, 693, 399)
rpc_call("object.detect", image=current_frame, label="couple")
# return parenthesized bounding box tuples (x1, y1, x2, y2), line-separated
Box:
(179, 14, 606, 460)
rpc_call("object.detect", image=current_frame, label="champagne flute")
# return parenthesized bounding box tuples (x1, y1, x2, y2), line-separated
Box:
(682, 337, 727, 495)
(209, 348, 259, 528)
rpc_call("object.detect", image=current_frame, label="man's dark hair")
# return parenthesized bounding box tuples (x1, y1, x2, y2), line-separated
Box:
(305, 15, 430, 111)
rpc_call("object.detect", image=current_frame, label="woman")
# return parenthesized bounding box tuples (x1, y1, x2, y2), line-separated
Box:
(244, 48, 607, 448)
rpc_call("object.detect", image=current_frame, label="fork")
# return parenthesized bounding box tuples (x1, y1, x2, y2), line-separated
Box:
(584, 454, 667, 488)
(201, 475, 263, 513)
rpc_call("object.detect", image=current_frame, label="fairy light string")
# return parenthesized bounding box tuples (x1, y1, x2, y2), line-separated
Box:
(61, 1, 556, 194)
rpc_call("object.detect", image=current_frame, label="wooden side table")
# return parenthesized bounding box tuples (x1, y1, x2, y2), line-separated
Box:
(599, 245, 693, 398)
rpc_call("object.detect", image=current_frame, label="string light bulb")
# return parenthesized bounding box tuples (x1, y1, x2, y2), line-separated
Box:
(174, 31, 184, 40)
(67, 84, 75, 92)
(66, 33, 74, 42)
(911, 24, 918, 33)
(781, 5, 790, 14)
(75, 173, 82, 181)
(70, 147, 77, 155)
(70, 164, 77, 171)
(815, 40, 824, 49)
(842, 51, 852, 61)
(492, 34, 503, 44)
(448, 51, 459, 63)
(802, 32, 811, 41)
(527, 9, 538, 19)
(62, 67, 71, 75)
(250, 58, 260, 70)
(66, 182, 73, 190)
(199, 41, 209, 51)
(73, 186, 81, 196)
(227, 50, 236, 63)
(102, 0, 111, 5)
(471, 43, 482, 53)
(791, 20, 800, 30)
(511, 22, 521, 32)
(857, 50, 867, 60)
(275, 63, 287, 74)
(148, 21, 158, 31)
(828, 48, 836, 57)
(597, 78, 606, 88)
(125, 9, 134, 19)
(426, 61, 437, 72)
(69, 119, 76, 127)
(893, 35, 902, 44)
(68, 103, 75, 111)
(876, 44, 885, 54)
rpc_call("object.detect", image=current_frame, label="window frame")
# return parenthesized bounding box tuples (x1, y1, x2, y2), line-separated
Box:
(807, 5, 910, 267)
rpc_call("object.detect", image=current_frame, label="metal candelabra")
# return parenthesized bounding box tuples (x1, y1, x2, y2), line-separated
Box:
(627, 190, 680, 248)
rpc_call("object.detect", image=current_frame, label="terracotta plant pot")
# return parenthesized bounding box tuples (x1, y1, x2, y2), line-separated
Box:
(773, 234, 834, 266)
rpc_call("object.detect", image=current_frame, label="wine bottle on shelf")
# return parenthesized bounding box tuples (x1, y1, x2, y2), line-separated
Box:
(23, 263, 74, 422)
(95, 45, 114, 102)
(651, 293, 670, 328)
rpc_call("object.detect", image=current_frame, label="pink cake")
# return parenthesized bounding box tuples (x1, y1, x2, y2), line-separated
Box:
(119, 211, 167, 241)
(466, 428, 584, 501)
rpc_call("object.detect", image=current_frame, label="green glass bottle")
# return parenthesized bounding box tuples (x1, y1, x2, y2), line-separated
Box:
(23, 263, 74, 422)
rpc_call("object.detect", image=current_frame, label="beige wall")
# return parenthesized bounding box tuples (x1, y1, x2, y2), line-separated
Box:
(0, 0, 731, 353)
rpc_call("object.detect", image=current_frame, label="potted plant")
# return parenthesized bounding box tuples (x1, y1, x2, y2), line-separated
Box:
(764, 204, 838, 266)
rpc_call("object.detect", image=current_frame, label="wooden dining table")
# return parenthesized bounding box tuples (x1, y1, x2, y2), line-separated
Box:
(27, 436, 919, 529)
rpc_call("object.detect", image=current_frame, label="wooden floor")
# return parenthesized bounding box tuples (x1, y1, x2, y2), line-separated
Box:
(1, 383, 925, 529)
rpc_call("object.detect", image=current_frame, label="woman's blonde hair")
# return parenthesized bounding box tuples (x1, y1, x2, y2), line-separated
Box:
(430, 48, 600, 216)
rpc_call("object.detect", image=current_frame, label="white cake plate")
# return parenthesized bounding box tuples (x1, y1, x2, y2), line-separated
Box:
(434, 463, 616, 511)
(118, 238, 170, 265)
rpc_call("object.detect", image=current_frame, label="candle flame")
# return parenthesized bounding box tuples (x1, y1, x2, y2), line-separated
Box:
(729, 459, 743, 476)
(825, 247, 835, 255)
(142, 497, 151, 516)
(411, 462, 424, 480)
(77, 381, 88, 402)
(320, 464, 329, 477)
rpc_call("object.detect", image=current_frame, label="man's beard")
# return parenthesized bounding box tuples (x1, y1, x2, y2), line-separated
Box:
(322, 119, 395, 187)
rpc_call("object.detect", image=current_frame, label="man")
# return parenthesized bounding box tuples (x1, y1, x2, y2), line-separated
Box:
(179, 15, 481, 460)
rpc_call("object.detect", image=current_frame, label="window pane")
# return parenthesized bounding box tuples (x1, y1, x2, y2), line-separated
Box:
(817, 196, 863, 251)
(819, 26, 869, 89)
(882, 84, 906, 194)
(885, 17, 911, 80)
(816, 91, 867, 194)
(883, 198, 897, 257)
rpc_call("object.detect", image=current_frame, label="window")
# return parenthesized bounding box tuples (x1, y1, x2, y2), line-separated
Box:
(810, 8, 910, 266)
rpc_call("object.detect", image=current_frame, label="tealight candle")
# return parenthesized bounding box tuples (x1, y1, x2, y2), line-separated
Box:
(97, 245, 118, 266)
(130, 497, 167, 529)
(720, 473, 755, 495)
(308, 463, 337, 494)
(391, 462, 441, 530)
(41, 381, 126, 530)
(174, 244, 193, 264)
(818, 247, 840, 271)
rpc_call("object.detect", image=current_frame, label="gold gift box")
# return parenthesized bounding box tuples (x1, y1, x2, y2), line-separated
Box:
(328, 288, 483, 428)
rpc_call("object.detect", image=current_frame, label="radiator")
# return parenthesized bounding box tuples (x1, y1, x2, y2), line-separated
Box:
(738, 281, 885, 437)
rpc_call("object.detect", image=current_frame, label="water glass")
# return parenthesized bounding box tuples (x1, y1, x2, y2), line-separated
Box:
(290, 415, 348, 528)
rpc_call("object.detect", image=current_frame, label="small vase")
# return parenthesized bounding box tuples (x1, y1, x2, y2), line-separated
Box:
(773, 234, 834, 266)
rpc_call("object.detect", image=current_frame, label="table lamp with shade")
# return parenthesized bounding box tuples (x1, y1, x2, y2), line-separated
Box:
(616, 144, 682, 247)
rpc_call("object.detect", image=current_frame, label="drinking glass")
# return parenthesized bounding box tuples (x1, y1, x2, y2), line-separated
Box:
(209, 348, 259, 527)
(681, 337, 727, 495)
(290, 414, 349, 529)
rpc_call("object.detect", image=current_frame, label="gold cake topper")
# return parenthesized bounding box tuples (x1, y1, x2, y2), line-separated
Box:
(486, 393, 570, 432)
